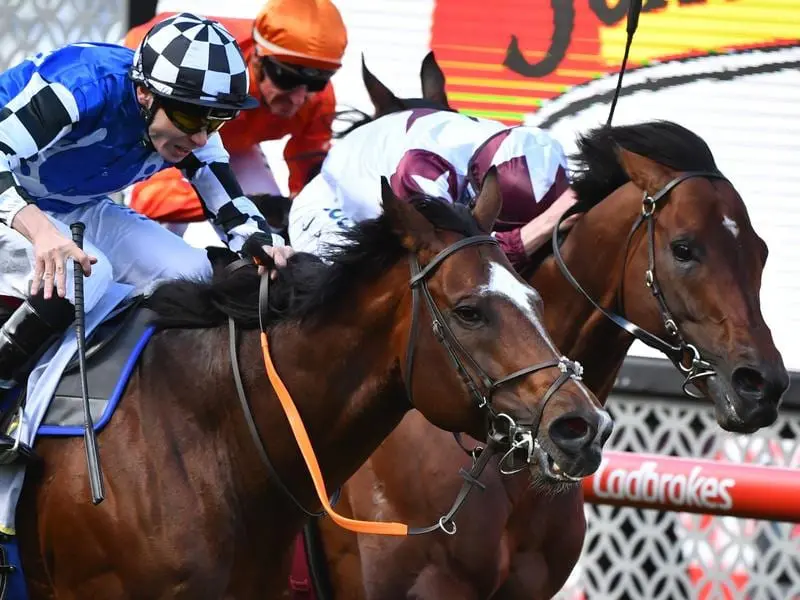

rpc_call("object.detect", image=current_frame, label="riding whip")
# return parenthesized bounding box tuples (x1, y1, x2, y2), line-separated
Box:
(606, 0, 644, 126)
(70, 222, 105, 505)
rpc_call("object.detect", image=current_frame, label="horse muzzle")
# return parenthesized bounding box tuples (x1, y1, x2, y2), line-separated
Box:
(707, 361, 787, 433)
(496, 408, 613, 483)
(539, 409, 613, 481)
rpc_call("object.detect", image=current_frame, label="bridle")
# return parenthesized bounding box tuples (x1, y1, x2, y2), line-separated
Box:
(553, 171, 728, 397)
(404, 234, 584, 483)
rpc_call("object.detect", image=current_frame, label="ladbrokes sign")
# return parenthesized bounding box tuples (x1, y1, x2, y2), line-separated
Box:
(590, 457, 736, 511)
(582, 451, 800, 522)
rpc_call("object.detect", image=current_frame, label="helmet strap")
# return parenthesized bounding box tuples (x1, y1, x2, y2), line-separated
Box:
(137, 86, 159, 150)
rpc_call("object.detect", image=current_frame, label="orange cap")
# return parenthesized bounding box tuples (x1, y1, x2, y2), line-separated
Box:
(253, 0, 347, 70)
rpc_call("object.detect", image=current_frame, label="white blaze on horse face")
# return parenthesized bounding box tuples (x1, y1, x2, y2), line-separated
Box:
(723, 214, 740, 239)
(481, 262, 559, 354)
(480, 261, 603, 411)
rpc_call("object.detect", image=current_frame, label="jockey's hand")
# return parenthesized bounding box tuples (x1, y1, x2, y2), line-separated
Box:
(13, 205, 97, 299)
(32, 228, 96, 299)
(241, 232, 296, 280)
(258, 245, 295, 280)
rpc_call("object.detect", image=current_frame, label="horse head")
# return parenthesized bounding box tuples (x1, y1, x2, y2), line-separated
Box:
(566, 121, 788, 432)
(383, 168, 611, 480)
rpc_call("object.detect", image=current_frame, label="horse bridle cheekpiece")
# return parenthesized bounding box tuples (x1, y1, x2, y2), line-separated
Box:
(554, 170, 728, 397)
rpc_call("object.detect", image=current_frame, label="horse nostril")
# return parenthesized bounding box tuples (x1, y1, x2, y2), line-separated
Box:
(732, 366, 766, 400)
(598, 417, 613, 447)
(557, 416, 590, 438)
(548, 414, 594, 453)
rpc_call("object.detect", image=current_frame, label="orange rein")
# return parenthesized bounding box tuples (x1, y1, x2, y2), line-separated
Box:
(260, 331, 409, 536)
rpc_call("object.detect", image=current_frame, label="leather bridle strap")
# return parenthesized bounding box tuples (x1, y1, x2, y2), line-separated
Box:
(551, 202, 684, 360)
(408, 436, 501, 535)
(404, 235, 498, 406)
(229, 316, 341, 517)
(551, 171, 727, 376)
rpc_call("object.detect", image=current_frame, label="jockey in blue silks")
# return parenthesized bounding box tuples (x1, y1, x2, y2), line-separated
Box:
(0, 13, 295, 453)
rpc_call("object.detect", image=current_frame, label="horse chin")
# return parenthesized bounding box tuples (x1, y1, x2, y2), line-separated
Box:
(527, 440, 590, 491)
(706, 373, 778, 434)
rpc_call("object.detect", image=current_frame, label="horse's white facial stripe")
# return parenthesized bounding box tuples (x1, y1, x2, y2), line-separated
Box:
(723, 214, 740, 238)
(481, 262, 558, 353)
(482, 262, 536, 320)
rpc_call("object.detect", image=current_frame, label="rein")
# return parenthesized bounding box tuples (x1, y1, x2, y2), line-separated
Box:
(552, 171, 727, 396)
(229, 234, 581, 536)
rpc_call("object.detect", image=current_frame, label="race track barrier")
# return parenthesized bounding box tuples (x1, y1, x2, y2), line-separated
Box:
(584, 450, 800, 522)
(553, 391, 800, 600)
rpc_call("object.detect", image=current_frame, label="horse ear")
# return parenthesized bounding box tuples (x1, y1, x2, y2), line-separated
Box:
(615, 145, 674, 196)
(471, 167, 503, 233)
(420, 51, 450, 109)
(380, 177, 437, 251)
(362, 55, 405, 117)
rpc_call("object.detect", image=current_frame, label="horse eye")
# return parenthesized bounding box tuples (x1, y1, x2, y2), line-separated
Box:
(671, 241, 694, 263)
(453, 304, 484, 325)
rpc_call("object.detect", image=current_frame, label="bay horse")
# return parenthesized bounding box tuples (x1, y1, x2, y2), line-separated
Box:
(309, 120, 789, 598)
(13, 174, 611, 598)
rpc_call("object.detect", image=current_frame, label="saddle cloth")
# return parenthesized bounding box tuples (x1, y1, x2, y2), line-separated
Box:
(37, 300, 155, 436)
(0, 281, 133, 534)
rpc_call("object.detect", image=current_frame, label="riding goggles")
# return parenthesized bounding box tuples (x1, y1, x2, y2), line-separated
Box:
(261, 57, 335, 92)
(160, 98, 239, 135)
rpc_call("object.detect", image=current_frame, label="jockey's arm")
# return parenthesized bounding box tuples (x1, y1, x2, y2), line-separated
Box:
(390, 149, 458, 202)
(178, 135, 293, 274)
(0, 69, 79, 231)
(0, 59, 95, 296)
(492, 186, 579, 271)
(519, 187, 580, 252)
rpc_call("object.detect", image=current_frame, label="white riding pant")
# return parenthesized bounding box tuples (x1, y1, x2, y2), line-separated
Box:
(0, 197, 212, 311)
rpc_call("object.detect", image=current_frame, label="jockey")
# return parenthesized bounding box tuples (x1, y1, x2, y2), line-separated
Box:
(123, 0, 347, 233)
(0, 13, 294, 415)
(288, 109, 579, 269)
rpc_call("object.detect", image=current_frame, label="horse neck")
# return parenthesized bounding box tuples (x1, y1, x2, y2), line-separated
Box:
(531, 187, 644, 403)
(235, 265, 412, 509)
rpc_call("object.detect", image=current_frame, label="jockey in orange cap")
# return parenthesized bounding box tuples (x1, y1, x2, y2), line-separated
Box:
(124, 0, 347, 233)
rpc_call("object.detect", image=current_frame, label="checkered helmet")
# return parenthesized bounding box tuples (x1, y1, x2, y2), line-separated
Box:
(130, 12, 258, 111)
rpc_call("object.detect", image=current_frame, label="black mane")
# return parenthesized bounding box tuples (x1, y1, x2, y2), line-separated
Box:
(146, 196, 481, 330)
(570, 120, 719, 208)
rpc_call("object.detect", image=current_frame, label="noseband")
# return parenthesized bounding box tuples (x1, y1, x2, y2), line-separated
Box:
(554, 171, 728, 396)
